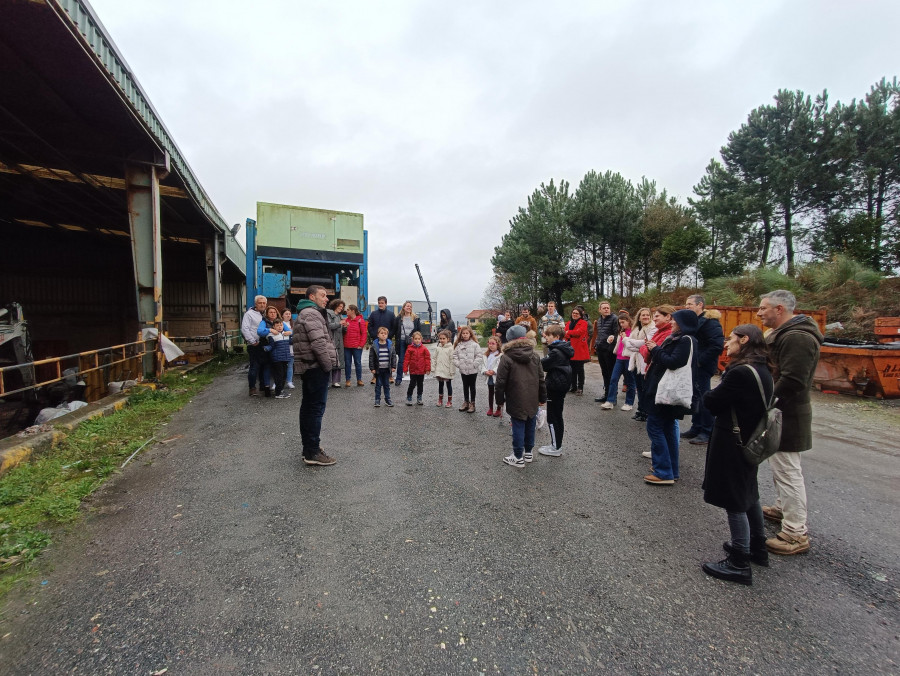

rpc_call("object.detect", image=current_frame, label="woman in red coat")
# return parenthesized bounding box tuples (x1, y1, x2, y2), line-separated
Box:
(342, 304, 368, 386)
(564, 307, 589, 395)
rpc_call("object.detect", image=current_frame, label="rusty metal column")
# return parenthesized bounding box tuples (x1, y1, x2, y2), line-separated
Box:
(126, 162, 164, 378)
(205, 233, 223, 352)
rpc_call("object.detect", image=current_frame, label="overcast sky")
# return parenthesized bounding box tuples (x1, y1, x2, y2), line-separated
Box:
(89, 0, 899, 319)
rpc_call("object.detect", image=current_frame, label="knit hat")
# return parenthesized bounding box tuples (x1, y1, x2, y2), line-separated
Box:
(672, 308, 699, 333)
(506, 324, 527, 341)
(497, 314, 505, 322)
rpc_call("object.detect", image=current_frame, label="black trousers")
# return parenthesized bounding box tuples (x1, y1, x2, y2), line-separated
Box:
(461, 373, 477, 402)
(547, 388, 567, 449)
(570, 360, 585, 391)
(407, 374, 425, 399)
(597, 350, 616, 398)
(438, 379, 453, 396)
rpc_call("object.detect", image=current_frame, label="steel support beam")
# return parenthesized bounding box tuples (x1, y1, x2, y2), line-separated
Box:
(126, 162, 163, 377)
(206, 234, 223, 351)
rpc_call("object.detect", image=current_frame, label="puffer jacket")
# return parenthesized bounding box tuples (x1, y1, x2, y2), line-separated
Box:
(496, 338, 547, 420)
(268, 333, 292, 363)
(431, 342, 456, 379)
(624, 323, 657, 374)
(292, 300, 338, 374)
(368, 339, 397, 370)
(541, 340, 573, 392)
(344, 314, 368, 349)
(403, 342, 432, 375)
(452, 339, 483, 375)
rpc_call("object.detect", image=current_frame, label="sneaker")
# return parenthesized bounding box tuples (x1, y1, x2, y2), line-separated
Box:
(594, 396, 605, 402)
(680, 429, 699, 440)
(332, 383, 342, 388)
(688, 435, 710, 445)
(766, 531, 810, 555)
(503, 454, 525, 468)
(600, 402, 614, 410)
(274, 393, 291, 399)
(303, 452, 336, 466)
(374, 401, 381, 407)
(406, 398, 413, 406)
(386, 400, 394, 407)
(249, 387, 259, 397)
(644, 474, 674, 485)
(620, 404, 633, 411)
(286, 381, 295, 389)
(523, 451, 533, 463)
(538, 445, 561, 457)
(641, 450, 652, 459)
(416, 398, 423, 406)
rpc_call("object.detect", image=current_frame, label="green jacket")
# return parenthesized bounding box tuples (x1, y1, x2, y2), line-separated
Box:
(766, 315, 823, 452)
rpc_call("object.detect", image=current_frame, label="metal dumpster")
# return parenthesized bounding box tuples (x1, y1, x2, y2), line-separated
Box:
(814, 342, 900, 399)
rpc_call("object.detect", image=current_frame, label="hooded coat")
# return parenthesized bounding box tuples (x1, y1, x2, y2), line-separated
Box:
(431, 341, 456, 379)
(766, 314, 824, 451)
(496, 338, 547, 420)
(564, 318, 590, 362)
(541, 340, 574, 392)
(642, 309, 699, 419)
(292, 299, 338, 375)
(695, 309, 725, 376)
(702, 357, 774, 511)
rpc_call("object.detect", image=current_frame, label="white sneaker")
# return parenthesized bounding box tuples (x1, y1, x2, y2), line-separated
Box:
(285, 381, 295, 389)
(503, 454, 524, 468)
(621, 404, 633, 411)
(642, 450, 652, 458)
(600, 402, 614, 410)
(538, 445, 561, 457)
(523, 451, 534, 463)
(274, 393, 291, 399)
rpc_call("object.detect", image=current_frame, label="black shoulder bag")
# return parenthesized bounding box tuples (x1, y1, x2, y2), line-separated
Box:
(731, 365, 782, 466)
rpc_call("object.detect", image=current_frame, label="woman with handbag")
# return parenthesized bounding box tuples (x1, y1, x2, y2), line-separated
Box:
(641, 308, 699, 485)
(700, 324, 774, 585)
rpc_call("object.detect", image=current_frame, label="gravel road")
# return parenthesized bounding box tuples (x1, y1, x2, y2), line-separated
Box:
(1, 360, 898, 675)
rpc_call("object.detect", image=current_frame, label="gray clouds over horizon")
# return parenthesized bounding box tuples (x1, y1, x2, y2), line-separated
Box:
(90, 0, 900, 316)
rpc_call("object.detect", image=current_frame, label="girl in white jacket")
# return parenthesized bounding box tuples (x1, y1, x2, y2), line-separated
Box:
(453, 326, 484, 413)
(431, 329, 456, 407)
(482, 336, 502, 417)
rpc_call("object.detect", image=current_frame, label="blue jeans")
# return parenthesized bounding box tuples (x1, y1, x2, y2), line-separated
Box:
(647, 414, 680, 480)
(511, 415, 537, 460)
(299, 367, 329, 458)
(605, 359, 636, 405)
(689, 371, 713, 436)
(395, 340, 409, 385)
(374, 368, 392, 403)
(247, 344, 266, 389)
(344, 347, 363, 382)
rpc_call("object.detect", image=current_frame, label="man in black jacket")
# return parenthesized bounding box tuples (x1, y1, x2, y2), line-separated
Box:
(681, 294, 724, 445)
(593, 301, 619, 401)
(367, 296, 396, 383)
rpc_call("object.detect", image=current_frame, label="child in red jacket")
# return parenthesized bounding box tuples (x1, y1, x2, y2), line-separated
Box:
(403, 331, 432, 405)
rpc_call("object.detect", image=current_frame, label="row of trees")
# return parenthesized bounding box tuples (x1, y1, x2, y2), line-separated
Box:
(488, 77, 900, 309)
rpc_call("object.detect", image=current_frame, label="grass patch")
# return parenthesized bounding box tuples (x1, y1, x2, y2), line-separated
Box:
(0, 355, 241, 598)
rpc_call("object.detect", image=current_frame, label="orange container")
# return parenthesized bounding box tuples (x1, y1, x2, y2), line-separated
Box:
(708, 305, 827, 373)
(814, 345, 900, 399)
(875, 317, 900, 344)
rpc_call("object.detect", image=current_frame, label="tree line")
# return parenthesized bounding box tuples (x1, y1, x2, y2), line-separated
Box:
(488, 77, 900, 309)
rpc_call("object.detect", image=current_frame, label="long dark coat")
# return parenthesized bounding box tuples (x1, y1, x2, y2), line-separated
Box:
(701, 359, 774, 512)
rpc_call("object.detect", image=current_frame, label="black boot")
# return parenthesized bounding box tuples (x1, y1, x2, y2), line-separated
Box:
(702, 552, 752, 586)
(723, 538, 770, 567)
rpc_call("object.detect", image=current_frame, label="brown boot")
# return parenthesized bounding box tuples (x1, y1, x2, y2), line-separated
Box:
(459, 400, 469, 411)
(249, 387, 259, 397)
(357, 380, 365, 386)
(467, 402, 476, 413)
(436, 395, 443, 406)
(345, 380, 352, 387)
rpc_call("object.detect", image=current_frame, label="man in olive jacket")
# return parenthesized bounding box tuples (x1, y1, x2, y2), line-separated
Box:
(293, 285, 339, 466)
(758, 289, 824, 555)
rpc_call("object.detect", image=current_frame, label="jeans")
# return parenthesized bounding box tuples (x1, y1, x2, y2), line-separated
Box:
(247, 344, 266, 389)
(374, 368, 392, 403)
(395, 340, 409, 385)
(768, 451, 808, 535)
(726, 500, 765, 553)
(511, 414, 537, 460)
(299, 367, 329, 458)
(689, 372, 713, 436)
(605, 359, 636, 405)
(646, 414, 680, 480)
(344, 347, 363, 382)
(546, 389, 566, 449)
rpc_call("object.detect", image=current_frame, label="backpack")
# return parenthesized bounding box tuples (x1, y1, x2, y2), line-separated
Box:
(731, 365, 782, 465)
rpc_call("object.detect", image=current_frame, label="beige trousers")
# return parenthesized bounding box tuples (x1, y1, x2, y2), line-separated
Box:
(769, 451, 808, 536)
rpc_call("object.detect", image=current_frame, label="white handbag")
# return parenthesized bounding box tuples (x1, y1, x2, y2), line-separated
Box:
(654, 336, 694, 409)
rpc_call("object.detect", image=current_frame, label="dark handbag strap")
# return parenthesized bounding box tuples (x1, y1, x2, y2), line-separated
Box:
(731, 364, 770, 438)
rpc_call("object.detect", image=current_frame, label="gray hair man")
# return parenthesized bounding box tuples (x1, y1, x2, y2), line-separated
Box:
(757, 289, 824, 555)
(240, 294, 269, 396)
(294, 285, 339, 466)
